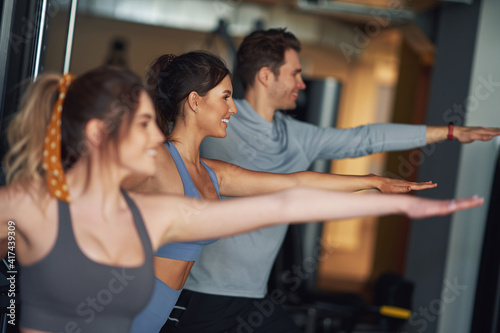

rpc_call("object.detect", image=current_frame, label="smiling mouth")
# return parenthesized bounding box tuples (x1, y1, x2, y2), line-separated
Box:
(222, 119, 229, 124)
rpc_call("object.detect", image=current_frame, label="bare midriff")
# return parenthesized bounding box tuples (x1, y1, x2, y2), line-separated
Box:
(154, 256, 195, 290)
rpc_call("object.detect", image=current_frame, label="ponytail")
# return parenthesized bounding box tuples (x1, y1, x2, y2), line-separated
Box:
(4, 74, 60, 188)
(145, 54, 177, 136)
(4, 67, 145, 198)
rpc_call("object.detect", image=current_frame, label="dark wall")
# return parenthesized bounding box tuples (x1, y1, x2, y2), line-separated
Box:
(404, 1, 482, 333)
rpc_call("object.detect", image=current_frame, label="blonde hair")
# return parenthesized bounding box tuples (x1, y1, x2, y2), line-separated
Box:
(4, 67, 146, 195)
(4, 74, 60, 190)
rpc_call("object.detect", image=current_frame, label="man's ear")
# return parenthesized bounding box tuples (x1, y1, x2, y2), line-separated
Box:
(85, 119, 106, 147)
(256, 67, 274, 87)
(187, 91, 201, 113)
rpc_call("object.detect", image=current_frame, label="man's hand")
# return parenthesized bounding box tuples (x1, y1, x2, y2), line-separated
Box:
(426, 126, 500, 144)
(454, 126, 500, 143)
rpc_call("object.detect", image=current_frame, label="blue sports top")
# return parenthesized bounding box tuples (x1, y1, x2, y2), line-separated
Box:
(20, 191, 154, 333)
(154, 142, 220, 261)
(130, 143, 220, 332)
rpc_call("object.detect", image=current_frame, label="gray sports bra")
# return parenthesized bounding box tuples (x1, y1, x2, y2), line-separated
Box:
(19, 190, 154, 332)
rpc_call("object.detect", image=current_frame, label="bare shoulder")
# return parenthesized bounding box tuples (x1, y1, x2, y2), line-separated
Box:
(0, 182, 56, 235)
(129, 144, 183, 195)
(0, 183, 38, 214)
(157, 143, 181, 180)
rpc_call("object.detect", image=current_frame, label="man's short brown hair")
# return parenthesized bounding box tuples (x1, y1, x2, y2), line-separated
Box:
(236, 28, 301, 89)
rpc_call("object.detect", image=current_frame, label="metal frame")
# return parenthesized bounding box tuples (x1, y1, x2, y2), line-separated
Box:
(32, 0, 48, 80)
(0, 0, 16, 126)
(63, 0, 78, 73)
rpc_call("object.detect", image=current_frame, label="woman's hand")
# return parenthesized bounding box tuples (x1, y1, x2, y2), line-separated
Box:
(404, 195, 484, 219)
(370, 174, 437, 193)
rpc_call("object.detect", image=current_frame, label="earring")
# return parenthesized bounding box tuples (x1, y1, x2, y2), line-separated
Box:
(194, 108, 199, 113)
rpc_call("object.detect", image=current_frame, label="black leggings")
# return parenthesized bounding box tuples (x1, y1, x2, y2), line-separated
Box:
(161, 290, 301, 333)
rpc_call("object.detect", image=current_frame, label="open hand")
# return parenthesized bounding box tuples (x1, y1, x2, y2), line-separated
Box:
(454, 126, 500, 143)
(405, 195, 484, 219)
(375, 176, 437, 193)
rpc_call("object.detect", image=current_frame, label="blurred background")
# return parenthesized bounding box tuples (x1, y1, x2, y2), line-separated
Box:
(0, 0, 499, 332)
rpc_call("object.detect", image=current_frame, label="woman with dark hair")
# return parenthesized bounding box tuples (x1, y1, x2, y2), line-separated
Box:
(128, 51, 440, 332)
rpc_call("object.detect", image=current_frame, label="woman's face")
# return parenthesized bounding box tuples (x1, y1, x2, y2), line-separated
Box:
(197, 75, 237, 138)
(118, 92, 165, 176)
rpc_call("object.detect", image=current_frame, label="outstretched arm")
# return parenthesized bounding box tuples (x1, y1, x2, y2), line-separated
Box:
(135, 188, 483, 247)
(202, 158, 436, 196)
(426, 126, 500, 144)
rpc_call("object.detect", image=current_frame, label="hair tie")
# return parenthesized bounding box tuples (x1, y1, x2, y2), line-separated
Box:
(42, 73, 74, 202)
(162, 54, 177, 68)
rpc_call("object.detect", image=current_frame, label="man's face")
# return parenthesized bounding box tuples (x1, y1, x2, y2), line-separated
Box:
(268, 49, 306, 110)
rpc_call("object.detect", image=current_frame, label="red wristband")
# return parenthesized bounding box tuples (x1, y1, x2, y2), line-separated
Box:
(448, 123, 454, 140)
